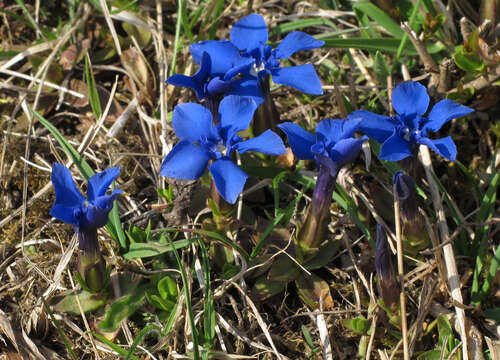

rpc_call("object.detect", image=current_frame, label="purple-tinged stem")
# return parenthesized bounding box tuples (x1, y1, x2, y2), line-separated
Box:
(296, 164, 337, 260)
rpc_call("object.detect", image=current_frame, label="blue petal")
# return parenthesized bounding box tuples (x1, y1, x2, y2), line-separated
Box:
(353, 110, 395, 143)
(167, 74, 205, 100)
(159, 140, 211, 180)
(273, 31, 324, 59)
(271, 64, 323, 95)
(329, 136, 367, 166)
(233, 129, 286, 155)
(230, 14, 268, 52)
(219, 95, 258, 138)
(207, 77, 232, 96)
(316, 117, 361, 146)
(85, 190, 122, 229)
(87, 167, 120, 202)
(228, 78, 264, 105)
(50, 204, 84, 227)
(417, 136, 457, 161)
(277, 122, 315, 160)
(172, 103, 217, 143)
(392, 81, 429, 117)
(50, 163, 86, 208)
(224, 56, 255, 81)
(209, 158, 248, 204)
(379, 131, 413, 161)
(422, 99, 474, 133)
(166, 52, 211, 100)
(190, 40, 240, 75)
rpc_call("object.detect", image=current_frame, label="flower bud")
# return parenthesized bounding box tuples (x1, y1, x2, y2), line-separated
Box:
(375, 224, 399, 310)
(393, 171, 430, 253)
(296, 165, 336, 259)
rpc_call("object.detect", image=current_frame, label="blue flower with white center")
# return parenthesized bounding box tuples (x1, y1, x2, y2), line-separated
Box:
(353, 81, 474, 162)
(278, 117, 368, 176)
(230, 13, 325, 95)
(50, 163, 121, 233)
(159, 95, 287, 204)
(166, 42, 262, 114)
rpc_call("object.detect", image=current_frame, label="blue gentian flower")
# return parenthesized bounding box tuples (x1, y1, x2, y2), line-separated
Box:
(230, 14, 325, 95)
(50, 163, 121, 232)
(166, 42, 262, 117)
(278, 118, 366, 255)
(159, 95, 287, 204)
(50, 163, 121, 291)
(278, 117, 368, 177)
(353, 81, 474, 162)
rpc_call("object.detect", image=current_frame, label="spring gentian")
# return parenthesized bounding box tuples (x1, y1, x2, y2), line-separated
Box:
(278, 117, 367, 257)
(375, 224, 399, 310)
(230, 14, 324, 134)
(167, 43, 261, 121)
(354, 81, 474, 161)
(230, 14, 324, 95)
(159, 95, 286, 204)
(50, 163, 121, 291)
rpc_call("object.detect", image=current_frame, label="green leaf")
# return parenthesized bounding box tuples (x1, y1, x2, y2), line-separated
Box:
(267, 254, 301, 282)
(269, 18, 337, 36)
(251, 277, 287, 301)
(99, 289, 145, 332)
(353, 1, 405, 38)
(158, 276, 178, 300)
(303, 239, 341, 270)
(301, 325, 317, 351)
(453, 45, 484, 72)
(342, 316, 369, 335)
(374, 51, 390, 84)
(85, 54, 102, 119)
(123, 238, 195, 259)
(322, 38, 444, 55)
(54, 289, 108, 314)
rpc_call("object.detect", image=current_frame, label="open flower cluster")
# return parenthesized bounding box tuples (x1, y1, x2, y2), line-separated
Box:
(167, 13, 324, 114)
(49, 12, 474, 302)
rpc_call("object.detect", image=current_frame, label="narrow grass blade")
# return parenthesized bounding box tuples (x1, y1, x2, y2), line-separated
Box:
(93, 332, 140, 360)
(42, 298, 78, 360)
(124, 324, 161, 360)
(250, 212, 285, 261)
(322, 38, 444, 54)
(168, 235, 200, 360)
(196, 230, 249, 261)
(269, 18, 337, 36)
(169, 0, 184, 76)
(353, 1, 405, 38)
(85, 54, 102, 119)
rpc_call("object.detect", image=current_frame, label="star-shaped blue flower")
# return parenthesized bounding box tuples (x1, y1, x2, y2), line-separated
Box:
(353, 81, 474, 162)
(278, 117, 367, 176)
(230, 13, 325, 95)
(50, 163, 122, 232)
(166, 42, 262, 105)
(160, 95, 287, 204)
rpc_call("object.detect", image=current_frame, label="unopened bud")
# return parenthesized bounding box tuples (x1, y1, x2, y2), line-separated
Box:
(375, 225, 399, 310)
